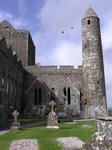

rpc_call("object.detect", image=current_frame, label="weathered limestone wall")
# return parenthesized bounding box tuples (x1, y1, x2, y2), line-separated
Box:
(0, 38, 25, 126)
(0, 21, 35, 67)
(25, 65, 83, 116)
(82, 9, 106, 118)
(83, 117, 112, 150)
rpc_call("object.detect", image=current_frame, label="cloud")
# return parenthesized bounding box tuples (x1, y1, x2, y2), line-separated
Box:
(18, 0, 28, 14)
(0, 10, 28, 28)
(102, 20, 112, 50)
(35, 0, 112, 107)
(0, 10, 13, 20)
(48, 40, 82, 67)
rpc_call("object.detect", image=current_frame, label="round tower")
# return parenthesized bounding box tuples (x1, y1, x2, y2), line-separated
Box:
(81, 7, 107, 118)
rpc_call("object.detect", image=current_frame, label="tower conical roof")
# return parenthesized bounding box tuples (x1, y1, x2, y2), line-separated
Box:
(83, 6, 98, 18)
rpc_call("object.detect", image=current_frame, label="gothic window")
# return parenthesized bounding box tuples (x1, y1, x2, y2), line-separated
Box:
(88, 20, 90, 25)
(39, 88, 42, 105)
(34, 88, 37, 105)
(7, 82, 9, 93)
(68, 87, 71, 105)
(80, 92, 83, 111)
(63, 87, 66, 96)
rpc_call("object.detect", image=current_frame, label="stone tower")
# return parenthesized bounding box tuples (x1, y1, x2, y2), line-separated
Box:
(0, 20, 35, 67)
(82, 7, 107, 118)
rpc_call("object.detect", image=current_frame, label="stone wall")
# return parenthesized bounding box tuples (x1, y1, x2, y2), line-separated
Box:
(25, 65, 83, 117)
(0, 38, 25, 127)
(83, 117, 112, 150)
(0, 20, 35, 67)
(82, 8, 106, 118)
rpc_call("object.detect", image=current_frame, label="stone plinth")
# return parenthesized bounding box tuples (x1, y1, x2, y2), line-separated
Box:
(91, 117, 112, 150)
(11, 122, 21, 130)
(83, 117, 112, 150)
(47, 111, 59, 129)
(97, 117, 112, 134)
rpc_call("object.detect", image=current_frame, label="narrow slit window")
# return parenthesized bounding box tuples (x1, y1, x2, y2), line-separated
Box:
(88, 20, 90, 25)
(63, 87, 66, 96)
(39, 88, 42, 105)
(68, 87, 71, 105)
(35, 89, 37, 105)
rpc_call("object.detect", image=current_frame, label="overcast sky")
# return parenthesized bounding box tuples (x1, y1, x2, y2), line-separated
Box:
(0, 0, 112, 107)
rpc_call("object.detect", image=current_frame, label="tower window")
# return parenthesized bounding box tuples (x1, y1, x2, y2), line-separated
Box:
(98, 81, 99, 84)
(52, 87, 54, 91)
(87, 20, 90, 25)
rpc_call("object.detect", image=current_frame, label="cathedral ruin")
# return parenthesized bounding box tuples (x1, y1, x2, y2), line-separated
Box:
(0, 7, 107, 126)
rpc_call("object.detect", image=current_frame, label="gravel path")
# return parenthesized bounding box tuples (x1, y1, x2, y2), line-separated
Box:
(0, 130, 10, 135)
(9, 139, 38, 150)
(57, 137, 85, 150)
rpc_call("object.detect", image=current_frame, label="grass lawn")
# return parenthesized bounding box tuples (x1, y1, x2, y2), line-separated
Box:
(0, 120, 97, 150)
(8, 117, 47, 125)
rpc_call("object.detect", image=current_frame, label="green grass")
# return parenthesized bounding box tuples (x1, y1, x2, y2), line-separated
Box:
(18, 117, 47, 125)
(0, 120, 97, 150)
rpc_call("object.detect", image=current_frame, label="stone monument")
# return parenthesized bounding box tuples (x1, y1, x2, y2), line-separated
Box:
(95, 105, 108, 119)
(83, 106, 112, 150)
(47, 100, 59, 129)
(11, 110, 21, 130)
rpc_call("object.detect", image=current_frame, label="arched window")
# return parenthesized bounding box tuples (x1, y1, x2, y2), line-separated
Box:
(39, 88, 42, 105)
(63, 87, 66, 96)
(68, 87, 71, 105)
(34, 89, 37, 105)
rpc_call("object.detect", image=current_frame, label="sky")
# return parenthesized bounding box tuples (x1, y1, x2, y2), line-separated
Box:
(0, 0, 112, 107)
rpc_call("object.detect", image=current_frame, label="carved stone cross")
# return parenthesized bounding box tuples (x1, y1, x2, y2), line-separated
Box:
(49, 100, 56, 112)
(12, 110, 19, 123)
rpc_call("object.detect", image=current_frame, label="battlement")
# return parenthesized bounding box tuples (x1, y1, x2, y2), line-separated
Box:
(35, 64, 82, 69)
(26, 65, 82, 75)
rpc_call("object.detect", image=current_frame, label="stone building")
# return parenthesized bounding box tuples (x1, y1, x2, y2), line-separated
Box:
(0, 7, 107, 126)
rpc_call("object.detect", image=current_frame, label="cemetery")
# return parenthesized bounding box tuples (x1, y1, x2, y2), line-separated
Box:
(0, 3, 112, 150)
(0, 102, 112, 150)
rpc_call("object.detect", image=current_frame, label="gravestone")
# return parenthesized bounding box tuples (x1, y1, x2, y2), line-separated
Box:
(95, 105, 108, 119)
(47, 100, 59, 129)
(9, 139, 38, 150)
(11, 110, 21, 130)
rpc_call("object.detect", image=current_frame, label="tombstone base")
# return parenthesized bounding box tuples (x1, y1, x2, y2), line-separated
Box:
(47, 126, 59, 129)
(47, 111, 59, 129)
(11, 122, 21, 130)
